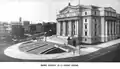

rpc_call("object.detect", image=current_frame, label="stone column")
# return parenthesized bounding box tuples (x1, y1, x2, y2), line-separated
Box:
(119, 23, 120, 36)
(76, 20, 78, 36)
(71, 21, 73, 36)
(114, 21, 115, 35)
(105, 21, 108, 41)
(112, 21, 114, 35)
(63, 21, 66, 36)
(72, 21, 76, 36)
(115, 21, 117, 35)
(109, 21, 111, 36)
(111, 22, 112, 35)
(68, 21, 72, 36)
(117, 22, 120, 36)
(57, 21, 60, 36)
(107, 21, 109, 36)
(116, 22, 119, 36)
(66, 21, 68, 36)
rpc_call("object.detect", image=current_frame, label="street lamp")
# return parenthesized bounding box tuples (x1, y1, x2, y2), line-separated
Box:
(44, 29, 52, 42)
(44, 32, 47, 41)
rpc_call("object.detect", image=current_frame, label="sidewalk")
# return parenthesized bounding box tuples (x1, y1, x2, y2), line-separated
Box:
(4, 38, 120, 60)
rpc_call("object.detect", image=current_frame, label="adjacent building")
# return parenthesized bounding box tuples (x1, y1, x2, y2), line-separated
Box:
(36, 23, 43, 33)
(23, 21, 30, 33)
(11, 22, 24, 38)
(0, 22, 11, 36)
(42, 22, 56, 36)
(56, 3, 120, 44)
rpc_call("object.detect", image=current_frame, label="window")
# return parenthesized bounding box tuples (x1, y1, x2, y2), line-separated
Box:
(85, 12, 87, 15)
(85, 31, 87, 36)
(85, 19, 87, 22)
(85, 24, 87, 29)
(95, 23, 97, 36)
(94, 19, 96, 23)
(95, 23, 97, 29)
(95, 11, 97, 15)
(95, 31, 97, 36)
(85, 38, 87, 41)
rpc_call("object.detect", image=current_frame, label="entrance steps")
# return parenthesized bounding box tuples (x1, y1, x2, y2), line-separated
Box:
(54, 44, 76, 52)
(47, 36, 68, 44)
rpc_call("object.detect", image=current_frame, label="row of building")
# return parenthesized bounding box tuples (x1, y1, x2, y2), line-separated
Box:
(0, 18, 56, 39)
(56, 3, 120, 44)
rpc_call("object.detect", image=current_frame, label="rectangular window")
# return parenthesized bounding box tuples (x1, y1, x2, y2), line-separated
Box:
(85, 19, 87, 22)
(85, 12, 87, 15)
(85, 31, 87, 36)
(95, 23, 97, 36)
(95, 23, 97, 29)
(85, 24, 87, 29)
(95, 31, 97, 36)
(95, 11, 97, 15)
(95, 19, 96, 23)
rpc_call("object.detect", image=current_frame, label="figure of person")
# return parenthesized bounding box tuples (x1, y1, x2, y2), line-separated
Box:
(73, 40, 76, 47)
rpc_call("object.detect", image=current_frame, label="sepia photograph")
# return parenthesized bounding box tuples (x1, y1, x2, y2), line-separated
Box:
(0, 0, 120, 65)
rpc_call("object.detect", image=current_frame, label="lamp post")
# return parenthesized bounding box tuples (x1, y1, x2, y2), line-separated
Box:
(44, 29, 52, 41)
(44, 32, 47, 41)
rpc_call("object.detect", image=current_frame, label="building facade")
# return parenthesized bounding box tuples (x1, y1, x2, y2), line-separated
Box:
(36, 23, 43, 33)
(0, 22, 11, 36)
(11, 22, 24, 38)
(56, 3, 120, 44)
(23, 21, 30, 33)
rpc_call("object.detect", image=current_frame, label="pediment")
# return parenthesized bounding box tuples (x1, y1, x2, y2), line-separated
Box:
(105, 7, 116, 12)
(60, 6, 78, 14)
(109, 7, 116, 12)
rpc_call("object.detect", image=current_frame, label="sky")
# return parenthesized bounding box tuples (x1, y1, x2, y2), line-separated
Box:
(0, 0, 120, 23)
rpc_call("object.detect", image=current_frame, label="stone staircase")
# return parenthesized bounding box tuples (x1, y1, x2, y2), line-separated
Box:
(54, 44, 76, 52)
(47, 36, 68, 44)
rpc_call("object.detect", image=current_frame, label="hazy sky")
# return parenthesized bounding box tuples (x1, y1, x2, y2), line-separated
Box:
(0, 0, 120, 23)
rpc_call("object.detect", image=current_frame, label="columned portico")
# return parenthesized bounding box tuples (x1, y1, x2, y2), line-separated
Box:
(57, 20, 79, 37)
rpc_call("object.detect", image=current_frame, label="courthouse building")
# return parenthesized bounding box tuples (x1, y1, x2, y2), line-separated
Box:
(56, 3, 120, 44)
